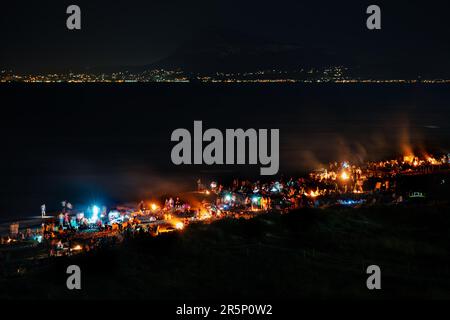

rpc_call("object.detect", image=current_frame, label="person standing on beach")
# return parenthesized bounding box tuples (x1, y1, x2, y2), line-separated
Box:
(41, 204, 46, 218)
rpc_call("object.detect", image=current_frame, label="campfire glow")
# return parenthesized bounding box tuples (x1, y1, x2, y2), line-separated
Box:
(340, 171, 349, 181)
(175, 222, 184, 230)
(307, 190, 320, 197)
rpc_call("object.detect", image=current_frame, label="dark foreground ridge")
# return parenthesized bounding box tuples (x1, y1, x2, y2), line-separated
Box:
(1, 205, 450, 299)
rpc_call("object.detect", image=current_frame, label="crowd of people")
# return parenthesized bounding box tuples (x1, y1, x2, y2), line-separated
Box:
(1, 153, 448, 260)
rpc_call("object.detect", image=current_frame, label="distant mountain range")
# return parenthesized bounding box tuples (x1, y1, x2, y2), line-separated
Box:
(61, 28, 450, 79)
(142, 29, 349, 73)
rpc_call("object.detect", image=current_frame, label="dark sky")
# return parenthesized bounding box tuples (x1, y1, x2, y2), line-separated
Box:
(2, 0, 450, 72)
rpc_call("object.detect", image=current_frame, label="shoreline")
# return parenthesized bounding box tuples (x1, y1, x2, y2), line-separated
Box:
(0, 217, 45, 236)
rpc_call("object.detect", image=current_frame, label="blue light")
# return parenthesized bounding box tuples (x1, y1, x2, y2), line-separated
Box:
(271, 182, 282, 192)
(90, 205, 100, 223)
(337, 199, 365, 206)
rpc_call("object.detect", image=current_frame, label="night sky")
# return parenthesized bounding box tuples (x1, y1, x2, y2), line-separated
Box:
(1, 1, 450, 73)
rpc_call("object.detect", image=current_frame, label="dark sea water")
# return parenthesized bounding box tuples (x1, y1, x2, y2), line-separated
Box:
(1, 83, 449, 219)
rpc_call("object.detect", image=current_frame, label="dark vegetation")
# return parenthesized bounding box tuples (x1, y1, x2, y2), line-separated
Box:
(1, 205, 450, 299)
